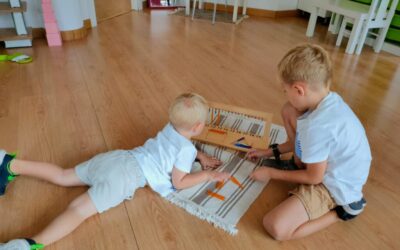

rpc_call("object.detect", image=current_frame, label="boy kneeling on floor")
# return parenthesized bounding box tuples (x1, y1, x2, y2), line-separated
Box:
(247, 44, 371, 240)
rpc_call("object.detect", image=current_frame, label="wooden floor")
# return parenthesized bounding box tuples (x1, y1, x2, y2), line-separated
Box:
(1, 10, 400, 250)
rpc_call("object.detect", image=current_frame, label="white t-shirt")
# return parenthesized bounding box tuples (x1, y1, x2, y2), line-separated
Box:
(295, 92, 371, 205)
(130, 123, 197, 197)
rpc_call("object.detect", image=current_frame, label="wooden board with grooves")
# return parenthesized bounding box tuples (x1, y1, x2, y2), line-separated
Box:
(193, 102, 273, 152)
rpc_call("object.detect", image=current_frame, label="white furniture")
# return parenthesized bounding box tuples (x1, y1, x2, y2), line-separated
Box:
(192, 0, 228, 24)
(0, 0, 32, 48)
(336, 0, 399, 55)
(187, 0, 248, 24)
(306, 0, 369, 54)
(298, 0, 330, 18)
(306, 0, 399, 54)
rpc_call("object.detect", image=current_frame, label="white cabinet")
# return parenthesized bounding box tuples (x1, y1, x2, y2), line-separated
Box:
(298, 0, 331, 18)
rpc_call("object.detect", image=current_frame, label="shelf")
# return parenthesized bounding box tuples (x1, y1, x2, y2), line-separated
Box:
(0, 28, 31, 41)
(0, 2, 27, 13)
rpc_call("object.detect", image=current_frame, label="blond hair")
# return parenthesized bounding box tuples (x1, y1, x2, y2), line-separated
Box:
(169, 93, 208, 129)
(278, 44, 332, 88)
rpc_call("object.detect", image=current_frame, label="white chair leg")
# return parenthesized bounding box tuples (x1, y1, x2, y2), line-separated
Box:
(373, 27, 390, 53)
(306, 7, 318, 37)
(329, 13, 343, 34)
(336, 17, 348, 47)
(185, 0, 190, 15)
(355, 24, 369, 55)
(242, 0, 247, 15)
(192, 0, 197, 20)
(212, 0, 217, 24)
(346, 18, 363, 54)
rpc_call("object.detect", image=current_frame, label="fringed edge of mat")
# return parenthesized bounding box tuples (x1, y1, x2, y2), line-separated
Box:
(165, 192, 238, 235)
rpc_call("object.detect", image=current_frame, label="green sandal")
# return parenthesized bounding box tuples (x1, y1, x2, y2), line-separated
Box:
(0, 53, 32, 64)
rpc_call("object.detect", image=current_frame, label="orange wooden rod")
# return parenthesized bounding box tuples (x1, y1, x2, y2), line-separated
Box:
(207, 190, 225, 201)
(230, 176, 244, 189)
(208, 128, 227, 134)
(215, 181, 225, 189)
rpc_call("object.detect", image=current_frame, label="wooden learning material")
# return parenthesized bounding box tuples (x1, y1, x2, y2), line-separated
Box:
(166, 124, 287, 235)
(192, 102, 273, 152)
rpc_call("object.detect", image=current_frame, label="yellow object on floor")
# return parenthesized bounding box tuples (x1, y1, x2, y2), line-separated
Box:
(0, 53, 33, 64)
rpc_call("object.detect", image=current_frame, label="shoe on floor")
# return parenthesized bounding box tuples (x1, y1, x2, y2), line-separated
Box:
(0, 239, 43, 250)
(0, 150, 18, 196)
(0, 239, 30, 250)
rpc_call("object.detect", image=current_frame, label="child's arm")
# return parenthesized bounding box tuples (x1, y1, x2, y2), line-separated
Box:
(196, 150, 222, 170)
(250, 161, 327, 185)
(172, 166, 230, 190)
(246, 141, 293, 161)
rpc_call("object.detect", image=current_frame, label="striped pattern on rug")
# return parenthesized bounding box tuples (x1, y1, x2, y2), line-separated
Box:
(165, 124, 287, 234)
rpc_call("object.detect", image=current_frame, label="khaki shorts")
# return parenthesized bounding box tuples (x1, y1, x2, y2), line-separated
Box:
(289, 184, 336, 220)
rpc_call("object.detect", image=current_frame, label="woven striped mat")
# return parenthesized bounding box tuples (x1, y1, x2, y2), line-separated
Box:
(165, 124, 287, 234)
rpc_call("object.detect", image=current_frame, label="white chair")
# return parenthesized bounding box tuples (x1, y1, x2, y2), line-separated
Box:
(192, 0, 228, 24)
(336, 0, 399, 55)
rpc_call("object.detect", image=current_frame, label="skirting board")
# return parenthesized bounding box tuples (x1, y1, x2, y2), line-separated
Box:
(32, 19, 92, 42)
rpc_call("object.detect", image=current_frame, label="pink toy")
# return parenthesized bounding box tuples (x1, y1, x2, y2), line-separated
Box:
(41, 0, 62, 47)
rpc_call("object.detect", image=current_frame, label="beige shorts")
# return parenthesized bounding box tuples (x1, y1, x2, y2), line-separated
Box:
(289, 184, 336, 220)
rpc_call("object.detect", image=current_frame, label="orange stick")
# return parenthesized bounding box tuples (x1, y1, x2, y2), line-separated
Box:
(230, 176, 244, 189)
(207, 190, 225, 201)
(215, 181, 225, 189)
(208, 128, 227, 134)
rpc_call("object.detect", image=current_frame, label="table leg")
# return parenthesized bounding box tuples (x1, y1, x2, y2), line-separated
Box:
(242, 0, 247, 16)
(185, 0, 190, 15)
(233, 0, 239, 22)
(306, 6, 318, 37)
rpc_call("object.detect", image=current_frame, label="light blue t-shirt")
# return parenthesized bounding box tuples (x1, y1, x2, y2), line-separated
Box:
(129, 123, 197, 197)
(296, 92, 372, 205)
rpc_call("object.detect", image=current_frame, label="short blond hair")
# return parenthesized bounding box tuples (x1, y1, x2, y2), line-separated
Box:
(278, 44, 332, 88)
(169, 93, 208, 129)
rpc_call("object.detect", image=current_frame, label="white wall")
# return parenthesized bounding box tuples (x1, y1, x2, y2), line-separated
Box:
(0, 0, 97, 30)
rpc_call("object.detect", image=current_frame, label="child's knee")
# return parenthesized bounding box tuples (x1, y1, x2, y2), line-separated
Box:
(68, 194, 97, 219)
(52, 169, 70, 186)
(263, 214, 291, 241)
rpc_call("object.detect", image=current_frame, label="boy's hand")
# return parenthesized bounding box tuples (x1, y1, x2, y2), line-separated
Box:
(250, 167, 272, 182)
(208, 171, 230, 182)
(246, 149, 269, 162)
(199, 155, 222, 170)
